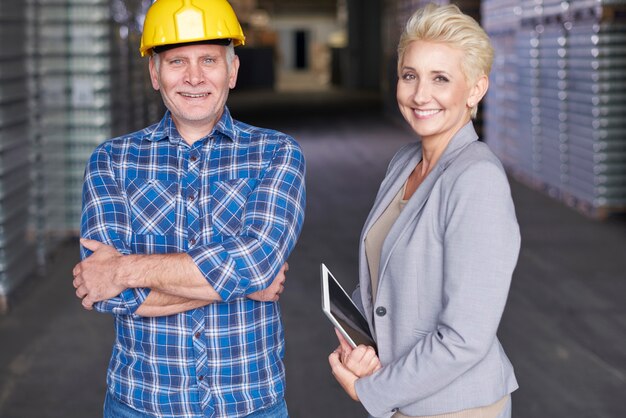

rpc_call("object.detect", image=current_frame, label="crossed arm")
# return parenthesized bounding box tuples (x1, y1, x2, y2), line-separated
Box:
(72, 238, 288, 317)
(74, 138, 304, 318)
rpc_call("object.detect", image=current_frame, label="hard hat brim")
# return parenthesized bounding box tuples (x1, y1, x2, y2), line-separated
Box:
(152, 39, 233, 55)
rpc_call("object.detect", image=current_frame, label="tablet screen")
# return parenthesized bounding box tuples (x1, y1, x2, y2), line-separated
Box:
(321, 263, 377, 350)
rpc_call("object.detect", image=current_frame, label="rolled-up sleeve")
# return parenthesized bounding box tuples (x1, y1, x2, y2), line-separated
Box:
(80, 143, 150, 315)
(187, 138, 306, 302)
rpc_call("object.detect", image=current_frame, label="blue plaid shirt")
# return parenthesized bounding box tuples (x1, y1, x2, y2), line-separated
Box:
(80, 108, 305, 417)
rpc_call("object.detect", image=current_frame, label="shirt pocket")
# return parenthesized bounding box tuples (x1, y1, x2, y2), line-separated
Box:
(210, 177, 259, 237)
(125, 177, 179, 236)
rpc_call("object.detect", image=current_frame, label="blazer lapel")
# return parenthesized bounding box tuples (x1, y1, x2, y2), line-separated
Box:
(361, 146, 422, 240)
(376, 123, 479, 295)
(358, 144, 421, 328)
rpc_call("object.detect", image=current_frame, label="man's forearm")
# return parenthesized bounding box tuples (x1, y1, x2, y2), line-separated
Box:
(135, 290, 210, 317)
(119, 252, 222, 302)
(135, 260, 289, 316)
(75, 239, 288, 313)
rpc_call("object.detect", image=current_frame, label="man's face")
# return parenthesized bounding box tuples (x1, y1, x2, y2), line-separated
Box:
(149, 43, 239, 142)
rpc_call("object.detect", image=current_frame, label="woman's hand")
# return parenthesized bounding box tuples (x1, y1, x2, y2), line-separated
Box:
(328, 329, 382, 401)
(329, 348, 360, 400)
(344, 345, 381, 377)
(335, 329, 381, 377)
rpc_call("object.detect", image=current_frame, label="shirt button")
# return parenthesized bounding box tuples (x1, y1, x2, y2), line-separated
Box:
(198, 375, 204, 381)
(189, 238, 196, 246)
(188, 194, 195, 202)
(375, 306, 387, 317)
(194, 332, 201, 338)
(190, 155, 198, 162)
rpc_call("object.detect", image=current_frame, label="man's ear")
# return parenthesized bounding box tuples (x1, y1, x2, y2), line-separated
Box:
(229, 55, 240, 90)
(148, 56, 160, 91)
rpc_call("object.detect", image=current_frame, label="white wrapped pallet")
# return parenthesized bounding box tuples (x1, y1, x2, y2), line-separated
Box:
(566, 19, 626, 208)
(0, 0, 34, 311)
(483, 0, 626, 217)
(36, 0, 71, 237)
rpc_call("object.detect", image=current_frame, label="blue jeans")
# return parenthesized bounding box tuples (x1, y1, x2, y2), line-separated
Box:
(245, 398, 289, 418)
(104, 391, 289, 417)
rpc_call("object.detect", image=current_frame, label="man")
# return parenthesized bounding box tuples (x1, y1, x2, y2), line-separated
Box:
(71, 1, 305, 417)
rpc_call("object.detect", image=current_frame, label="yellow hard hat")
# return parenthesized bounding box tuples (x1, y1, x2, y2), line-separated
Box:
(140, 0, 246, 57)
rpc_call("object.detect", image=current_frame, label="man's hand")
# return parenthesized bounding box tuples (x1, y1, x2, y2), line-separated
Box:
(247, 262, 289, 302)
(73, 238, 127, 310)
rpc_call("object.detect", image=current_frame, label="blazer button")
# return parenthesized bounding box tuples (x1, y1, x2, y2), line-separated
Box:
(375, 306, 387, 317)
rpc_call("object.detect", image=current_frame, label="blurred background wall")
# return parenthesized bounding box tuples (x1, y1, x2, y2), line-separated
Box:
(0, 1, 624, 417)
(0, 0, 624, 349)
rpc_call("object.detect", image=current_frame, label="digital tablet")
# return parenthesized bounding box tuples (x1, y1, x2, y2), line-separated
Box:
(320, 263, 377, 351)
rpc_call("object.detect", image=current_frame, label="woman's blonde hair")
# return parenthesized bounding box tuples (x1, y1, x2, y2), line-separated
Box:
(398, 3, 493, 88)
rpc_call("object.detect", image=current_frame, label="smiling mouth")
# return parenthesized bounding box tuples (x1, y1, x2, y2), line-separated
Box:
(414, 109, 440, 117)
(180, 93, 209, 98)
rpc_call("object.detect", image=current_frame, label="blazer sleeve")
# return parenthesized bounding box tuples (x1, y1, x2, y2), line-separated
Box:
(355, 160, 520, 416)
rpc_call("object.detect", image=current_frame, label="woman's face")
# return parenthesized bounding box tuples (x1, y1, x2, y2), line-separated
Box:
(397, 40, 485, 145)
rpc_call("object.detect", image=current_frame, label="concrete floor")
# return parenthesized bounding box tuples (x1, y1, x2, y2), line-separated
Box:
(1, 90, 625, 417)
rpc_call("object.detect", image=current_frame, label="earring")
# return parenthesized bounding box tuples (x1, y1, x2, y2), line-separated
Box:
(468, 102, 474, 107)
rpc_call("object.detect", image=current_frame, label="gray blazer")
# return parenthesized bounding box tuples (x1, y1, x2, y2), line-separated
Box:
(353, 122, 520, 417)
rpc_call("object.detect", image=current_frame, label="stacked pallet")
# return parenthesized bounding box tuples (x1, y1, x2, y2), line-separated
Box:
(65, 0, 119, 230)
(0, 1, 35, 311)
(35, 0, 71, 242)
(36, 0, 154, 232)
(0, 0, 156, 311)
(566, 18, 626, 212)
(482, 0, 522, 170)
(483, 0, 626, 218)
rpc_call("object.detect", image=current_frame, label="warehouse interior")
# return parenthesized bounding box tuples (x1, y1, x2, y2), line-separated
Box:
(0, 0, 625, 417)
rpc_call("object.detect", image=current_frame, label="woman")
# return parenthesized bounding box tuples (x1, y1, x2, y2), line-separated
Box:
(328, 4, 520, 418)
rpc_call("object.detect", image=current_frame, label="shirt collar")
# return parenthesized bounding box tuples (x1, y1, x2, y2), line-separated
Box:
(147, 107, 237, 144)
